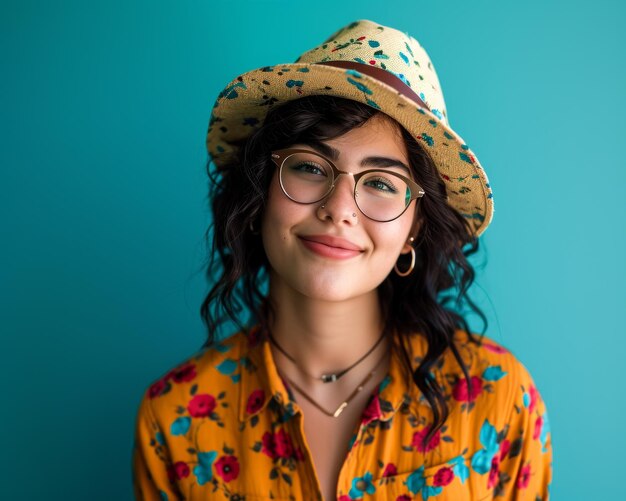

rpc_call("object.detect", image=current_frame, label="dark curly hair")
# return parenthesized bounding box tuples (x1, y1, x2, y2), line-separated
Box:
(201, 95, 487, 446)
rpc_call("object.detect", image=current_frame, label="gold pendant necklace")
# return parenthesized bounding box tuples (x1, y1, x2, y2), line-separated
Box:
(281, 351, 387, 418)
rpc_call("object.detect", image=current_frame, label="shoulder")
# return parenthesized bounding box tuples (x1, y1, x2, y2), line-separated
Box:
(406, 329, 540, 390)
(440, 330, 549, 435)
(135, 329, 254, 423)
(405, 329, 548, 426)
(454, 330, 541, 398)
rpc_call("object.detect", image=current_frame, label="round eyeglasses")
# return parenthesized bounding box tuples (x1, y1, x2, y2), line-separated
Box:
(270, 148, 425, 222)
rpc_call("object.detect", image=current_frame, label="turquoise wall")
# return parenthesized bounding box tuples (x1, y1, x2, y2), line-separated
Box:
(2, 0, 623, 498)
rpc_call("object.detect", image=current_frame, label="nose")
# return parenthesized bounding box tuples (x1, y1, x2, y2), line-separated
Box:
(317, 172, 359, 224)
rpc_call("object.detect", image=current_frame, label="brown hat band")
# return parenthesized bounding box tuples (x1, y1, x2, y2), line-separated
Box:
(315, 60, 431, 112)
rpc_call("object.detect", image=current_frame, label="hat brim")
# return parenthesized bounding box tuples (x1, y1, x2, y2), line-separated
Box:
(206, 63, 493, 236)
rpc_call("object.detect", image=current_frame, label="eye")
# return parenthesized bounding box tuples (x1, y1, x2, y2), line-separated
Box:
(290, 161, 328, 177)
(363, 175, 399, 193)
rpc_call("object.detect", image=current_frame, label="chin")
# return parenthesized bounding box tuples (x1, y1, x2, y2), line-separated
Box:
(293, 277, 374, 303)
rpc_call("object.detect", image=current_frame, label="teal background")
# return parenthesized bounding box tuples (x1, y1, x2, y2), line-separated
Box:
(1, 0, 624, 498)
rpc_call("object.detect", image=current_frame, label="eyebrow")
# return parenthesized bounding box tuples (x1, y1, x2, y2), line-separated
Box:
(299, 141, 412, 176)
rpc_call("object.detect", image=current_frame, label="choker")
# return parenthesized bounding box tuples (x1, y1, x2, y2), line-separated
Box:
(268, 329, 386, 383)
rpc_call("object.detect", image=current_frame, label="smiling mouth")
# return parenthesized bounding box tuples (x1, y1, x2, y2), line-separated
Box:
(298, 236, 364, 259)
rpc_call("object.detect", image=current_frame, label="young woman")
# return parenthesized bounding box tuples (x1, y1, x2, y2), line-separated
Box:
(133, 20, 552, 500)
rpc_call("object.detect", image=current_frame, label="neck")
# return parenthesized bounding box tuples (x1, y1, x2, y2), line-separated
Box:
(265, 275, 386, 377)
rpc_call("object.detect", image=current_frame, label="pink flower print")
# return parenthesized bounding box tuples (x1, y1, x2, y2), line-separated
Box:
(169, 364, 197, 384)
(499, 438, 511, 461)
(187, 394, 216, 418)
(533, 415, 543, 440)
(411, 426, 441, 452)
(275, 429, 295, 458)
(261, 431, 278, 459)
(528, 385, 539, 413)
(487, 454, 501, 489)
(517, 463, 531, 489)
(433, 466, 455, 487)
(246, 389, 265, 414)
(482, 342, 508, 354)
(361, 394, 382, 425)
(396, 496, 412, 501)
(452, 376, 483, 402)
(382, 463, 397, 477)
(215, 455, 240, 482)
(148, 379, 167, 399)
(173, 461, 190, 480)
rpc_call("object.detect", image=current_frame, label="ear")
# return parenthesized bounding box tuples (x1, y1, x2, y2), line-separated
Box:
(400, 239, 414, 255)
(410, 199, 423, 230)
(400, 211, 422, 254)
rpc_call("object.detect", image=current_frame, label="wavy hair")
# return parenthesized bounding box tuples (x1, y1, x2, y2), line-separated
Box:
(201, 95, 487, 445)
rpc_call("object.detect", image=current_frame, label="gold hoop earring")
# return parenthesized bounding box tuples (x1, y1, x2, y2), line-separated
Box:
(394, 245, 416, 277)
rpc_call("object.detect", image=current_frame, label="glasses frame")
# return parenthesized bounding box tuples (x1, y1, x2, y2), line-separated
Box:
(270, 148, 426, 222)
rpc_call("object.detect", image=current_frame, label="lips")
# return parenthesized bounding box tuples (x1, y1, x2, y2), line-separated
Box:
(298, 234, 364, 251)
(298, 235, 363, 260)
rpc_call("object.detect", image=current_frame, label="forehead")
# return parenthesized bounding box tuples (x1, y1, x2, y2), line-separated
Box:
(326, 113, 407, 155)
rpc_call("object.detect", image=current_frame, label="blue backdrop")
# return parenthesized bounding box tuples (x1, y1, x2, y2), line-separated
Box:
(2, 0, 624, 498)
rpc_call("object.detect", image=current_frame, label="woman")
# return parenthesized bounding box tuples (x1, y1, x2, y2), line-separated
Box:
(132, 20, 552, 500)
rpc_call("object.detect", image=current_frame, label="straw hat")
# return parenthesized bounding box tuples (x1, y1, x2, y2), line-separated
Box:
(206, 19, 494, 236)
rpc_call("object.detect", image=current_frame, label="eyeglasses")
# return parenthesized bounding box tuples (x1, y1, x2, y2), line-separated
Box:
(270, 148, 425, 222)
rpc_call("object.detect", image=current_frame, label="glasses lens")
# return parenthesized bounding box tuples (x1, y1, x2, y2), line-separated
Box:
(280, 152, 333, 203)
(355, 171, 411, 221)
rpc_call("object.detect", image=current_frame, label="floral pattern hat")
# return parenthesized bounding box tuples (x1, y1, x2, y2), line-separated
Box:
(206, 19, 494, 236)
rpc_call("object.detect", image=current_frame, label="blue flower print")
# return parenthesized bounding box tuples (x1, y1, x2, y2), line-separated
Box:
(216, 358, 242, 383)
(470, 419, 499, 474)
(483, 365, 507, 381)
(422, 485, 443, 500)
(193, 450, 218, 485)
(405, 466, 426, 494)
(170, 416, 191, 436)
(405, 466, 443, 500)
(348, 471, 376, 499)
(448, 455, 470, 483)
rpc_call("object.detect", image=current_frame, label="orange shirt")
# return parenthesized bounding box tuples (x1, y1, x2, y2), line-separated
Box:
(132, 327, 552, 500)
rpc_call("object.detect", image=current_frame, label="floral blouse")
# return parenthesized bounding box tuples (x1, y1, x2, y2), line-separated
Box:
(132, 327, 552, 500)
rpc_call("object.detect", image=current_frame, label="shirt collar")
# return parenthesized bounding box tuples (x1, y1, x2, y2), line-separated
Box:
(238, 326, 297, 422)
(360, 331, 426, 425)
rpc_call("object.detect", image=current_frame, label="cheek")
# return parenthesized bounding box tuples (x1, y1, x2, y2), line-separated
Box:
(260, 175, 302, 260)
(372, 212, 415, 255)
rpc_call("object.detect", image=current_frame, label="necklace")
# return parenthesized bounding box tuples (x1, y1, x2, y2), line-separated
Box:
(281, 350, 388, 418)
(268, 329, 387, 383)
